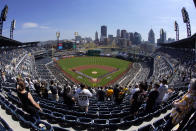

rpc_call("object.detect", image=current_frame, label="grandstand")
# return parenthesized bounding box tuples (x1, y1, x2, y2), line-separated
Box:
(0, 33, 196, 131)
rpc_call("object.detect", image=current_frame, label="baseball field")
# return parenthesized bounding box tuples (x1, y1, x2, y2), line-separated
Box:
(56, 56, 131, 87)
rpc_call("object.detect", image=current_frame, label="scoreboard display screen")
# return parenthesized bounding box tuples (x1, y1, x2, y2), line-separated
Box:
(58, 43, 63, 50)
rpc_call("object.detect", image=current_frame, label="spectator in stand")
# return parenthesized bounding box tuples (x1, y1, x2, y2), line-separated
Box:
(147, 82, 153, 92)
(57, 83, 63, 97)
(106, 87, 114, 101)
(156, 79, 168, 105)
(129, 83, 140, 100)
(49, 80, 58, 101)
(75, 84, 92, 112)
(1, 71, 6, 83)
(97, 87, 105, 101)
(130, 82, 147, 115)
(34, 80, 41, 96)
(116, 87, 125, 104)
(40, 81, 48, 99)
(144, 81, 148, 91)
(164, 78, 196, 130)
(17, 81, 42, 120)
(63, 85, 75, 107)
(27, 78, 35, 91)
(15, 76, 22, 88)
(113, 85, 120, 104)
(145, 83, 160, 113)
(162, 88, 174, 103)
(24, 77, 30, 92)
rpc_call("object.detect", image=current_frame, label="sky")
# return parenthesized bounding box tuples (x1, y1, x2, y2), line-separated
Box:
(0, 0, 196, 42)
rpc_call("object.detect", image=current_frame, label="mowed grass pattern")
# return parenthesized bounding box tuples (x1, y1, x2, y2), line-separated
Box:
(57, 56, 130, 87)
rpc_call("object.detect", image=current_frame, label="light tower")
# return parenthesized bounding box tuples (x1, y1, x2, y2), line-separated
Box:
(56, 32, 60, 47)
(0, 5, 8, 36)
(174, 21, 179, 41)
(181, 7, 191, 37)
(52, 32, 60, 58)
(74, 32, 78, 52)
(10, 19, 16, 39)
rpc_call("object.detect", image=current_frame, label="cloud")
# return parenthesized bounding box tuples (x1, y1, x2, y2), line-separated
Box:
(22, 22, 38, 29)
(22, 22, 50, 30)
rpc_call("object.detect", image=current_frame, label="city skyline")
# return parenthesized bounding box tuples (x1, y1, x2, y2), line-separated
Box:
(1, 0, 196, 42)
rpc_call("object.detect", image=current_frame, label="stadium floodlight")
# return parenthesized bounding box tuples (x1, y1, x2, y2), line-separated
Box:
(12, 19, 16, 30)
(174, 21, 179, 41)
(181, 7, 191, 37)
(56, 32, 60, 39)
(0, 5, 8, 36)
(10, 19, 16, 39)
(74, 32, 78, 36)
(181, 7, 188, 23)
(1, 5, 8, 21)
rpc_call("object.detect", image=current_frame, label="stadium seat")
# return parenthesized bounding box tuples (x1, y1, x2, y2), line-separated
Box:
(76, 117, 92, 130)
(92, 119, 109, 128)
(73, 110, 86, 117)
(64, 115, 77, 125)
(86, 110, 98, 118)
(52, 112, 65, 123)
(122, 115, 135, 128)
(111, 110, 123, 118)
(52, 126, 69, 131)
(143, 113, 153, 122)
(39, 108, 52, 120)
(16, 109, 37, 128)
(0, 116, 13, 131)
(153, 118, 165, 128)
(109, 118, 122, 129)
(31, 121, 53, 131)
(6, 103, 16, 115)
(99, 111, 111, 119)
(132, 117, 143, 126)
(138, 124, 154, 131)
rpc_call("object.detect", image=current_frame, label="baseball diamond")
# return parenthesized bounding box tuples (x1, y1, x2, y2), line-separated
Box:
(56, 56, 131, 87)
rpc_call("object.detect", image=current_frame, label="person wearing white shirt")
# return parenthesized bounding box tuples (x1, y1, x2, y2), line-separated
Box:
(156, 79, 168, 105)
(75, 84, 92, 112)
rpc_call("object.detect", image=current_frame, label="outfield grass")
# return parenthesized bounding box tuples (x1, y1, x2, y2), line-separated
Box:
(57, 56, 130, 87)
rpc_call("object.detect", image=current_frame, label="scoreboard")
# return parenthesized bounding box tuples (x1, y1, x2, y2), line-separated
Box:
(58, 43, 63, 50)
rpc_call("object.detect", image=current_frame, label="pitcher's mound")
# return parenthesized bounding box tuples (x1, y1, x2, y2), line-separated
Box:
(92, 71, 98, 74)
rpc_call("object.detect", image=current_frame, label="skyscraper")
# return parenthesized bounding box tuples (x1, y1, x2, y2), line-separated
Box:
(101, 25, 107, 41)
(157, 28, 166, 43)
(117, 29, 120, 38)
(121, 30, 127, 39)
(133, 32, 142, 44)
(148, 29, 155, 44)
(95, 31, 99, 41)
(129, 32, 134, 42)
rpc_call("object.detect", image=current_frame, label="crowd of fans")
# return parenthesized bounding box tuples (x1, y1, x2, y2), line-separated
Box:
(0, 46, 196, 130)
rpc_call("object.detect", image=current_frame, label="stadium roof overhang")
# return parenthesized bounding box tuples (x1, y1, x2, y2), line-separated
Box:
(160, 33, 196, 49)
(0, 36, 22, 47)
(0, 36, 39, 47)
